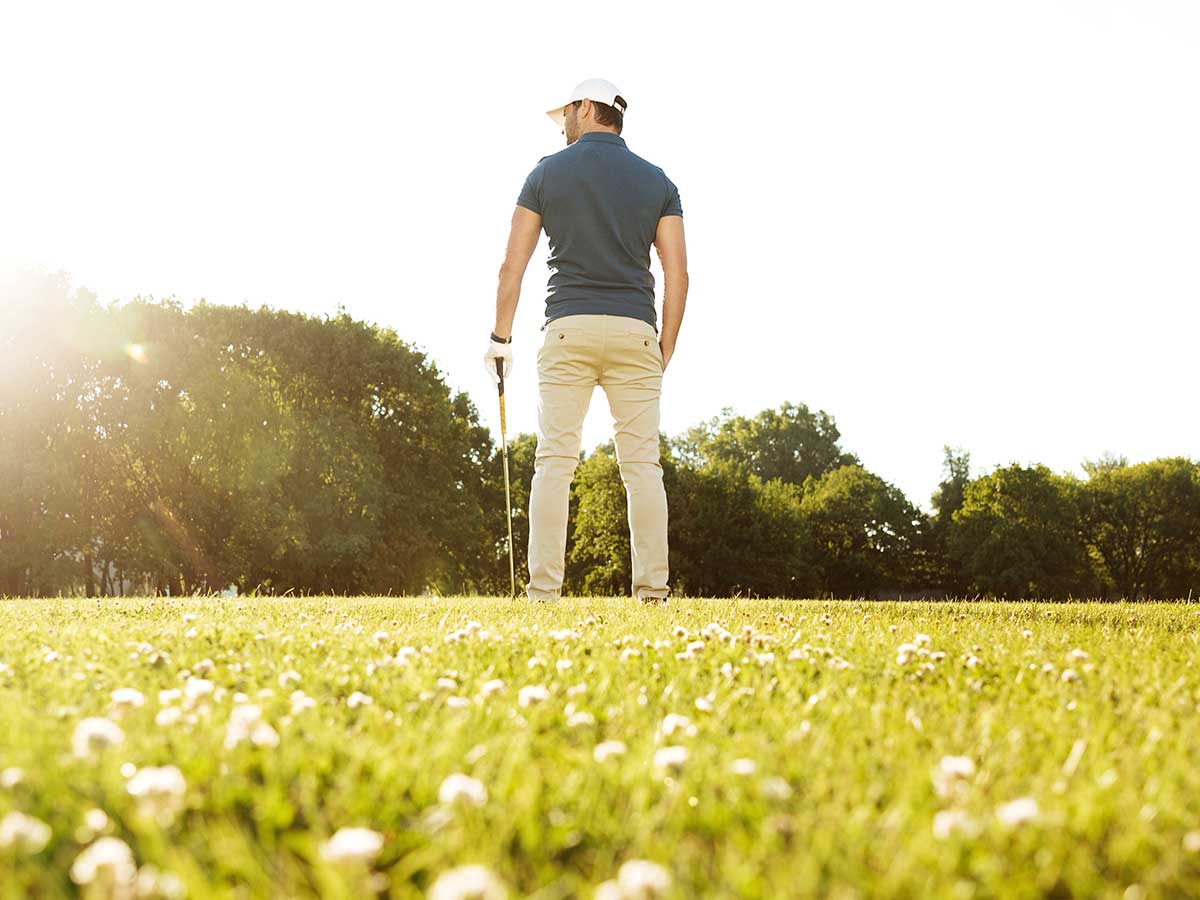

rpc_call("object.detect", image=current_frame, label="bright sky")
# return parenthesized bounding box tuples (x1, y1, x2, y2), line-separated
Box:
(2, 1, 1197, 510)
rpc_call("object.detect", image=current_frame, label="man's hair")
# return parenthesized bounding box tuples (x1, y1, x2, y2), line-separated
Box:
(572, 97, 624, 134)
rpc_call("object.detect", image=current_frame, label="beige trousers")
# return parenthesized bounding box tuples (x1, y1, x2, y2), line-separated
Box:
(526, 313, 670, 601)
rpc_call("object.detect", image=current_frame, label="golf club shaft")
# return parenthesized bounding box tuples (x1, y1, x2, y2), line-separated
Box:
(497, 359, 516, 598)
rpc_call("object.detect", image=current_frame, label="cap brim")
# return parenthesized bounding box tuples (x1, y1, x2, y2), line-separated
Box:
(545, 104, 567, 127)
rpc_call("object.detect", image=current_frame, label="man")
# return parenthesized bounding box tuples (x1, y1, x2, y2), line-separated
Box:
(483, 78, 689, 604)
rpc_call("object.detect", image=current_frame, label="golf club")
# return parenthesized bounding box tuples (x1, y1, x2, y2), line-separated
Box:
(496, 357, 516, 598)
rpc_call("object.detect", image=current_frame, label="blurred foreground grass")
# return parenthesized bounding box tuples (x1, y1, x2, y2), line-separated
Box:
(1, 597, 1199, 899)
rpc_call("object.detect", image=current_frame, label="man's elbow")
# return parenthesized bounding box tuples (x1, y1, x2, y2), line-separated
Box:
(498, 261, 526, 281)
(664, 267, 689, 287)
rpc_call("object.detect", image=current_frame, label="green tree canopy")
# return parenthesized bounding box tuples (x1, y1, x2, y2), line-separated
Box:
(948, 464, 1097, 599)
(1081, 457, 1200, 599)
(673, 402, 856, 486)
(800, 464, 925, 597)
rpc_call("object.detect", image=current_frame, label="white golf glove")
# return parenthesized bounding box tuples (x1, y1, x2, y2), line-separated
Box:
(483, 333, 514, 385)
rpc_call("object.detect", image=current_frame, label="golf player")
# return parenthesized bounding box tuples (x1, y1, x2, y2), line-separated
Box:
(484, 78, 689, 603)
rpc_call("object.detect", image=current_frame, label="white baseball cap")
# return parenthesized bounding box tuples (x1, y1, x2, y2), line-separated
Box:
(545, 78, 628, 127)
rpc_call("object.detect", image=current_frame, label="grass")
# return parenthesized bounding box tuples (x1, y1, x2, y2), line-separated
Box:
(1, 596, 1199, 898)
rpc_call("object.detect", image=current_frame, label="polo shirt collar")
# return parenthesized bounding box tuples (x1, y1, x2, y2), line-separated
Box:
(576, 132, 626, 146)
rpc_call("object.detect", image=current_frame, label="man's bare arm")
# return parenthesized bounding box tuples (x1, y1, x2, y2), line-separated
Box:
(654, 215, 688, 371)
(493, 206, 543, 340)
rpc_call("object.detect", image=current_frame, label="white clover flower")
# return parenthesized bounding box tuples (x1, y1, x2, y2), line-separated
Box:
(932, 755, 976, 799)
(70, 836, 137, 889)
(652, 746, 688, 772)
(1021, 628, 1034, 639)
(319, 826, 384, 865)
(126, 765, 187, 826)
(479, 679, 505, 697)
(996, 796, 1040, 826)
(616, 859, 673, 898)
(658, 713, 695, 739)
(290, 690, 316, 714)
(1183, 831, 1200, 853)
(555, 658, 573, 673)
(761, 777, 793, 800)
(619, 648, 642, 662)
(1067, 648, 1089, 663)
(896, 643, 918, 666)
(1, 767, 25, 789)
(729, 758, 757, 776)
(183, 677, 214, 703)
(84, 808, 109, 833)
(694, 695, 714, 713)
(158, 688, 182, 706)
(278, 670, 302, 687)
(224, 704, 280, 749)
(0, 811, 52, 853)
(438, 773, 488, 807)
(518, 685, 550, 707)
(446, 696, 471, 710)
(372, 630, 389, 644)
(593, 740, 627, 762)
(567, 711, 595, 727)
(394, 646, 418, 666)
(72, 717, 125, 759)
(914, 633, 931, 647)
(526, 656, 546, 670)
(1061, 668, 1079, 683)
(252, 721, 280, 747)
(109, 688, 145, 715)
(939, 755, 976, 779)
(428, 863, 508, 900)
(133, 864, 186, 900)
(963, 654, 982, 669)
(347, 691, 373, 709)
(932, 809, 978, 840)
(436, 677, 457, 691)
(193, 658, 215, 675)
(155, 707, 183, 727)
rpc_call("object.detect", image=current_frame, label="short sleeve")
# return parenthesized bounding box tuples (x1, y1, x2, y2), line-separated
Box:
(516, 161, 545, 215)
(661, 174, 683, 218)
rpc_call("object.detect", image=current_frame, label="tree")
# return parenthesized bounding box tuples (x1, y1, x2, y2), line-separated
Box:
(948, 464, 1097, 599)
(800, 464, 925, 597)
(1, 273, 500, 596)
(927, 446, 971, 594)
(672, 402, 856, 486)
(668, 457, 813, 598)
(565, 445, 630, 595)
(1081, 457, 1200, 599)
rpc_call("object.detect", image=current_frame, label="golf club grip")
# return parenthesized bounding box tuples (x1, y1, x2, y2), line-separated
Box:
(495, 358, 505, 397)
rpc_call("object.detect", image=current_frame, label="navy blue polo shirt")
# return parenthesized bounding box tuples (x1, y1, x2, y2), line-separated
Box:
(516, 131, 683, 331)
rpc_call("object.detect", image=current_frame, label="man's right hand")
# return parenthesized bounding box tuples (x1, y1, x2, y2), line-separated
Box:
(659, 339, 674, 373)
(484, 335, 514, 385)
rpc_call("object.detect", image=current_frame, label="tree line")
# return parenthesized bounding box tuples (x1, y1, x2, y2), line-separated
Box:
(2, 271, 1197, 599)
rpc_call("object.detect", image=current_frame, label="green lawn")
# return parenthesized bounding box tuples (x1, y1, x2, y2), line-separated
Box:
(1, 597, 1198, 898)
